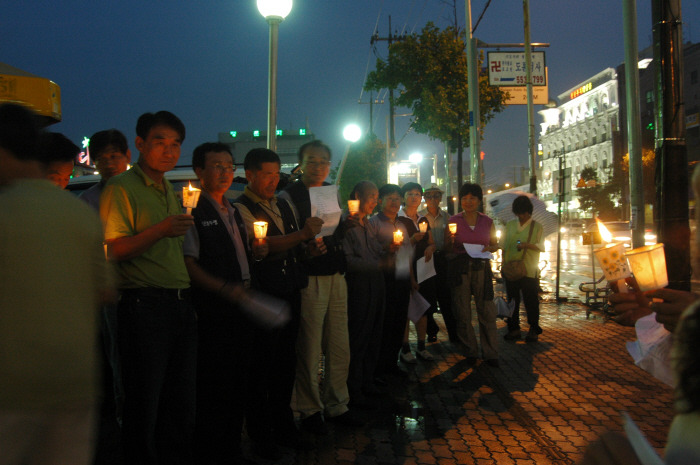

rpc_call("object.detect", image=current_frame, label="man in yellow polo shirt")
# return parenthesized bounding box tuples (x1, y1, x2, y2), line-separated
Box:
(100, 111, 196, 465)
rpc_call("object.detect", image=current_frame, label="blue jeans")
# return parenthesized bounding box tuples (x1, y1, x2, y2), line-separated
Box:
(117, 288, 197, 465)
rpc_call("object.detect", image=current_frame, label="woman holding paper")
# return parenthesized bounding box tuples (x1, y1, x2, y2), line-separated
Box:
(501, 195, 545, 343)
(445, 183, 500, 366)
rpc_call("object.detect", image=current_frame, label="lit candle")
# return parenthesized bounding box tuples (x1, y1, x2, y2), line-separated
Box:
(347, 200, 360, 214)
(393, 229, 403, 245)
(593, 219, 630, 293)
(253, 221, 268, 240)
(182, 182, 201, 215)
(448, 223, 457, 235)
(625, 243, 668, 292)
(418, 222, 428, 234)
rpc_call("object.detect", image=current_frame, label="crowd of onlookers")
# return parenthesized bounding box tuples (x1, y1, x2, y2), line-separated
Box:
(1, 102, 698, 465)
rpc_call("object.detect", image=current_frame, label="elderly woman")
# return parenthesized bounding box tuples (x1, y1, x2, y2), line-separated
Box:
(502, 195, 545, 342)
(445, 183, 499, 366)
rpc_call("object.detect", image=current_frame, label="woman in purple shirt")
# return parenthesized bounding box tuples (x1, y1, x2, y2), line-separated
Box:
(445, 183, 500, 367)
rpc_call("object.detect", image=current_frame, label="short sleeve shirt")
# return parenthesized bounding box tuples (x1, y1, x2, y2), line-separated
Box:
(100, 163, 190, 289)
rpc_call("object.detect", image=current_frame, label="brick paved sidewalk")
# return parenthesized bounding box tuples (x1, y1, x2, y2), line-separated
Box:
(246, 296, 674, 465)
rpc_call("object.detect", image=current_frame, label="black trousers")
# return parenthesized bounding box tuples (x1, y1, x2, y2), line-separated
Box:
(346, 271, 385, 398)
(425, 252, 457, 341)
(194, 302, 253, 464)
(505, 276, 541, 332)
(118, 288, 197, 465)
(244, 289, 301, 441)
(376, 273, 410, 375)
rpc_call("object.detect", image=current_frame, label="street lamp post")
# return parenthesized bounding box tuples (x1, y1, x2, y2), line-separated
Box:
(257, 0, 292, 153)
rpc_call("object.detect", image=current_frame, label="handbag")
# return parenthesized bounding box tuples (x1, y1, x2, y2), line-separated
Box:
(501, 221, 535, 282)
(495, 296, 516, 319)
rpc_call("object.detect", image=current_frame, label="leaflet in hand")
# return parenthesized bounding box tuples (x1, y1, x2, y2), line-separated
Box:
(464, 243, 493, 260)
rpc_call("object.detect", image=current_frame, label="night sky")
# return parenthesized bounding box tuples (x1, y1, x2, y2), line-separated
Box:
(3, 0, 699, 185)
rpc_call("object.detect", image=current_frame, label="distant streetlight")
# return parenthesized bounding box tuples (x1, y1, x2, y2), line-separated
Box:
(342, 123, 362, 143)
(505, 183, 511, 188)
(335, 123, 362, 185)
(408, 152, 423, 163)
(257, 0, 292, 153)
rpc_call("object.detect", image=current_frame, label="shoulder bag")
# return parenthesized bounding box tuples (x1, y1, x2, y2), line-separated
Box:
(501, 221, 535, 282)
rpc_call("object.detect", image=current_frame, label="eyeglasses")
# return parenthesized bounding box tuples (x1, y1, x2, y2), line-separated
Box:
(425, 194, 442, 199)
(213, 163, 236, 173)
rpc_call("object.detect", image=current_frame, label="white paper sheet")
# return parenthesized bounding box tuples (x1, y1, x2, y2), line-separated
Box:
(625, 313, 673, 386)
(408, 290, 431, 323)
(463, 243, 494, 260)
(309, 185, 341, 237)
(416, 256, 436, 283)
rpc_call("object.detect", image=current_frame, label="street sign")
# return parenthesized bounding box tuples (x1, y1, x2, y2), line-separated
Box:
(488, 51, 546, 86)
(502, 84, 549, 105)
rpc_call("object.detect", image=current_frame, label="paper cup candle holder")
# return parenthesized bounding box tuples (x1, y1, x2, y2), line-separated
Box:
(182, 183, 201, 215)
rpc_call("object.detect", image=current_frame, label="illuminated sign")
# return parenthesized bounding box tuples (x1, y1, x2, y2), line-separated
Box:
(569, 82, 593, 100)
(488, 51, 546, 86)
(229, 131, 237, 138)
(253, 130, 260, 137)
(299, 128, 306, 136)
(276, 129, 283, 136)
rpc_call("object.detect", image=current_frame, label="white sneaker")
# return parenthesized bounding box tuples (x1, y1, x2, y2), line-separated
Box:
(417, 349, 434, 361)
(400, 351, 417, 364)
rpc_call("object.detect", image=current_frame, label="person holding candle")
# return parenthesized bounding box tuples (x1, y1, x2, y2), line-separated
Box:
(279, 140, 363, 435)
(501, 195, 545, 343)
(182, 142, 268, 464)
(398, 182, 436, 362)
(367, 184, 415, 379)
(234, 148, 323, 456)
(445, 183, 500, 366)
(342, 181, 389, 409)
(100, 111, 197, 465)
(419, 185, 457, 344)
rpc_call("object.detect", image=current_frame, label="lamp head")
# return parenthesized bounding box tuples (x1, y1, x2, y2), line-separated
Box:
(257, 0, 292, 20)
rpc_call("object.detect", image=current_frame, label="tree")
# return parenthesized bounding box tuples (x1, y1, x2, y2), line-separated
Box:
(364, 22, 506, 184)
(331, 134, 387, 204)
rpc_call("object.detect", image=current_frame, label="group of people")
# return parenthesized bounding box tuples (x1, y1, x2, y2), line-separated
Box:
(0, 101, 550, 465)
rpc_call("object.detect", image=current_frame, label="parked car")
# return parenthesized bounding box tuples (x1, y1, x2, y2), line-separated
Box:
(67, 167, 247, 202)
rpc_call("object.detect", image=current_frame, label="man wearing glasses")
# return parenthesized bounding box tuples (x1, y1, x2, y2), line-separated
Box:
(418, 185, 458, 343)
(183, 142, 265, 464)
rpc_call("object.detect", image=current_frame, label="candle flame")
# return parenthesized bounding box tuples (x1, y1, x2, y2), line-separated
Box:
(188, 182, 200, 191)
(596, 218, 612, 243)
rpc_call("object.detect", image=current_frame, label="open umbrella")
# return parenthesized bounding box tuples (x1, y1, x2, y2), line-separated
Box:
(486, 191, 559, 237)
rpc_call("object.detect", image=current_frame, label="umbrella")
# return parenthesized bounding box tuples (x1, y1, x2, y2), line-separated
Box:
(486, 191, 559, 237)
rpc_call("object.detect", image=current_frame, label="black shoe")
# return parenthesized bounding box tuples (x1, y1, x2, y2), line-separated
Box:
(251, 441, 283, 461)
(327, 410, 365, 427)
(504, 329, 521, 341)
(525, 331, 539, 342)
(300, 412, 328, 436)
(486, 359, 500, 368)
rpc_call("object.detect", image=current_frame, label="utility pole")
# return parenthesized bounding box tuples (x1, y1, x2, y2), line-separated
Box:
(358, 92, 384, 136)
(371, 16, 405, 163)
(523, 0, 537, 195)
(652, 0, 690, 291)
(465, 0, 481, 187)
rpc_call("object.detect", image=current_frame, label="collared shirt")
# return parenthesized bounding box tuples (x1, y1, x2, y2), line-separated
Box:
(100, 163, 190, 289)
(502, 218, 545, 279)
(235, 185, 286, 241)
(183, 192, 250, 281)
(418, 207, 450, 251)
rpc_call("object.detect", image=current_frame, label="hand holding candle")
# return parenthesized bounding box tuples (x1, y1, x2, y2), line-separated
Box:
(448, 223, 457, 235)
(347, 200, 360, 215)
(418, 222, 428, 234)
(393, 229, 403, 245)
(594, 219, 631, 293)
(182, 183, 201, 215)
(625, 243, 668, 292)
(253, 221, 268, 243)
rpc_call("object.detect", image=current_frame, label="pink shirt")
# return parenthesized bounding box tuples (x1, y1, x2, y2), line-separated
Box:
(449, 212, 493, 254)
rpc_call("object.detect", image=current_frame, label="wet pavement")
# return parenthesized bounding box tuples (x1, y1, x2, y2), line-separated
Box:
(246, 283, 675, 464)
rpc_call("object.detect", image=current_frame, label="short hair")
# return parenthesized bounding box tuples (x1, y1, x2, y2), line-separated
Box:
(89, 129, 128, 159)
(192, 142, 233, 170)
(401, 182, 423, 197)
(674, 301, 700, 414)
(244, 148, 280, 172)
(512, 195, 534, 215)
(458, 182, 483, 202)
(0, 103, 41, 161)
(349, 180, 377, 200)
(136, 111, 185, 141)
(378, 183, 402, 199)
(297, 140, 331, 164)
(38, 132, 80, 164)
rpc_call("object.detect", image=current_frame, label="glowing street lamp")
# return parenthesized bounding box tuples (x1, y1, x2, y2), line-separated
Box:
(335, 123, 362, 185)
(257, 0, 292, 153)
(408, 152, 423, 163)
